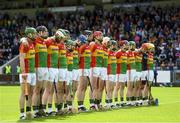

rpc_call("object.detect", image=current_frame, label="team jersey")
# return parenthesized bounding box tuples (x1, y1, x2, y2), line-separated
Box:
(116, 50, 127, 74)
(46, 38, 59, 68)
(102, 45, 108, 67)
(19, 40, 35, 73)
(73, 48, 79, 69)
(58, 43, 67, 68)
(127, 50, 136, 70)
(79, 44, 91, 69)
(134, 49, 143, 72)
(34, 37, 47, 68)
(67, 52, 73, 71)
(90, 43, 103, 67)
(107, 50, 117, 75)
(147, 52, 154, 70)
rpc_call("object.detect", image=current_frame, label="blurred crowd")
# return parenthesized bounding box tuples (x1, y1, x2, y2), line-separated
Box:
(0, 5, 180, 68)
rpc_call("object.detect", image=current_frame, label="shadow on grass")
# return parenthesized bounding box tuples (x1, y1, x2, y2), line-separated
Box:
(16, 105, 159, 122)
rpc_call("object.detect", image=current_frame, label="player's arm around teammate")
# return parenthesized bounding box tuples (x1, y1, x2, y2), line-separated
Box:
(19, 27, 37, 119)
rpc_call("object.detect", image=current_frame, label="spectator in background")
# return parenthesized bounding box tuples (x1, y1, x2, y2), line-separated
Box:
(0, 5, 179, 68)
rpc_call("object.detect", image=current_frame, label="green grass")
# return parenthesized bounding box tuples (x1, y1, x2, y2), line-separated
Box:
(0, 86, 180, 123)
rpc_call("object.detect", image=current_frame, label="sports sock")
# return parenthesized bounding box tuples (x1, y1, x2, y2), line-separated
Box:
(114, 98, 118, 102)
(20, 108, 25, 116)
(89, 99, 94, 106)
(120, 97, 124, 102)
(48, 104, 52, 113)
(33, 106, 38, 113)
(42, 104, 46, 112)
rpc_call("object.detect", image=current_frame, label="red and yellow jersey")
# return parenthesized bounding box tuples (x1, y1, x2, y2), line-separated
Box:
(127, 50, 136, 70)
(34, 37, 47, 68)
(102, 45, 108, 67)
(90, 43, 103, 67)
(116, 50, 127, 74)
(79, 44, 91, 69)
(147, 52, 154, 70)
(66, 52, 73, 71)
(19, 41, 35, 73)
(58, 43, 67, 68)
(134, 49, 143, 72)
(45, 38, 59, 68)
(107, 50, 117, 75)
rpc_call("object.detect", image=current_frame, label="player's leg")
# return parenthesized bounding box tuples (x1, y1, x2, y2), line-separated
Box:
(55, 69, 67, 114)
(47, 85, 54, 115)
(114, 81, 120, 107)
(26, 73, 36, 119)
(72, 69, 79, 99)
(141, 72, 148, 105)
(92, 67, 101, 110)
(89, 68, 95, 110)
(32, 68, 44, 117)
(98, 78, 104, 109)
(126, 70, 134, 105)
(77, 69, 88, 112)
(66, 71, 74, 112)
(106, 75, 115, 108)
(119, 82, 125, 106)
(56, 81, 64, 113)
(19, 75, 26, 119)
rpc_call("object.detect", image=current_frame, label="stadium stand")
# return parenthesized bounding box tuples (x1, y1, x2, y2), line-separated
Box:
(0, 4, 179, 68)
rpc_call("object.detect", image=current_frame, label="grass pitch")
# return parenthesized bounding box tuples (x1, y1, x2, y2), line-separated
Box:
(0, 86, 180, 123)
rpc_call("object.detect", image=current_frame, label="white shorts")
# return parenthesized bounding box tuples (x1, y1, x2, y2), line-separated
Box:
(49, 68, 59, 83)
(135, 71, 143, 81)
(79, 69, 91, 77)
(91, 67, 102, 78)
(142, 70, 154, 81)
(127, 69, 136, 82)
(116, 74, 127, 83)
(19, 73, 36, 86)
(101, 67, 108, 81)
(108, 74, 116, 82)
(72, 69, 79, 81)
(36, 67, 49, 81)
(58, 68, 68, 82)
(67, 71, 73, 85)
